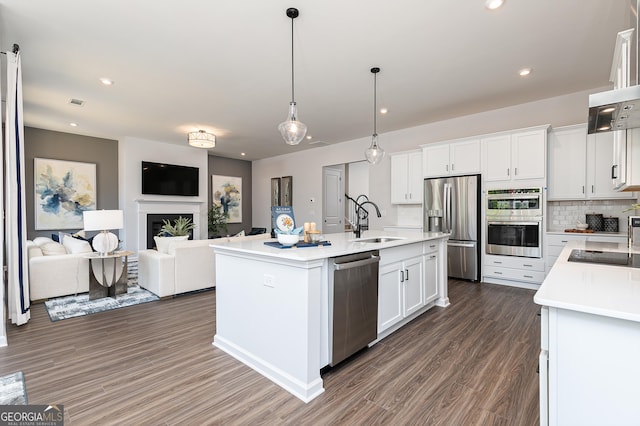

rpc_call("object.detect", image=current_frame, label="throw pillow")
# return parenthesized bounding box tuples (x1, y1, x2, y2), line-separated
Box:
(154, 235, 188, 254)
(62, 235, 92, 254)
(33, 236, 55, 246)
(58, 232, 73, 245)
(40, 241, 67, 256)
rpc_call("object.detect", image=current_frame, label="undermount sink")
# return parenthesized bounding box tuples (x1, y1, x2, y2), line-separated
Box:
(354, 236, 406, 243)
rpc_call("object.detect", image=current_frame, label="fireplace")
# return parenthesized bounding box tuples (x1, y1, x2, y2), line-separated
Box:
(134, 199, 203, 253)
(146, 213, 193, 249)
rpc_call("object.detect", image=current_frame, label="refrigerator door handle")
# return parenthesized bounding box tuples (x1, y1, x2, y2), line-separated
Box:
(448, 241, 476, 248)
(445, 183, 452, 233)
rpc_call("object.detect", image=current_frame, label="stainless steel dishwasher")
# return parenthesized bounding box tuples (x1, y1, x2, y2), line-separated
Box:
(329, 250, 380, 367)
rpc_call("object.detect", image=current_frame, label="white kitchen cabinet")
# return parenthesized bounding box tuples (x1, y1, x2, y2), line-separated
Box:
(613, 127, 640, 191)
(378, 243, 427, 333)
(483, 254, 545, 287)
(390, 151, 423, 204)
(423, 243, 439, 305)
(422, 139, 480, 178)
(378, 255, 424, 333)
(540, 306, 640, 424)
(482, 127, 547, 183)
(548, 124, 634, 200)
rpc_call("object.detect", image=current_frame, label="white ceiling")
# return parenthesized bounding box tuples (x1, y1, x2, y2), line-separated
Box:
(0, 0, 633, 160)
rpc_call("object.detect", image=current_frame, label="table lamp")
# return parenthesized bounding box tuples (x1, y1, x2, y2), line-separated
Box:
(83, 209, 124, 255)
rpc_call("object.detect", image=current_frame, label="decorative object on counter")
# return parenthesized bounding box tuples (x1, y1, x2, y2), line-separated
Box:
(303, 221, 321, 243)
(264, 240, 331, 249)
(207, 203, 229, 238)
(564, 228, 595, 233)
(278, 7, 307, 145)
(575, 221, 589, 230)
(187, 129, 216, 148)
(603, 217, 619, 233)
(365, 67, 385, 165)
(585, 213, 604, 232)
(272, 205, 295, 233)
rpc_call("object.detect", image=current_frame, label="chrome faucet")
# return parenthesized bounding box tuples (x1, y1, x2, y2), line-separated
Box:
(354, 200, 381, 238)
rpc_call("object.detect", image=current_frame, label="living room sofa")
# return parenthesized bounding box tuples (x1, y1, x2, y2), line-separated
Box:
(27, 236, 92, 301)
(137, 233, 270, 297)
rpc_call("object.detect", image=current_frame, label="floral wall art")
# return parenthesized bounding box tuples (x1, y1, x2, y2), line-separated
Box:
(211, 175, 242, 223)
(34, 158, 96, 230)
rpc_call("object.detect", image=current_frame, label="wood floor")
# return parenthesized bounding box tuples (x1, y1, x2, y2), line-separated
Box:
(1, 280, 540, 425)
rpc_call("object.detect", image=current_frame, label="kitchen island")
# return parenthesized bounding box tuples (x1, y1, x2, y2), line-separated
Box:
(211, 230, 449, 402)
(534, 240, 640, 425)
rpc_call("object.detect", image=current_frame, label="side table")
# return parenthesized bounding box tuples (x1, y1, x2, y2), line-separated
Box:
(83, 251, 134, 300)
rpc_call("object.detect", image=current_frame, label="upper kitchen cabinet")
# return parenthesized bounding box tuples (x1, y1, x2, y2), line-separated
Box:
(482, 126, 547, 183)
(612, 127, 640, 192)
(422, 138, 480, 178)
(390, 150, 423, 204)
(548, 124, 635, 200)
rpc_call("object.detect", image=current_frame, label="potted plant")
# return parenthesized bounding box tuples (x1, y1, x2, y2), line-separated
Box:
(154, 216, 195, 253)
(157, 216, 195, 237)
(208, 204, 229, 238)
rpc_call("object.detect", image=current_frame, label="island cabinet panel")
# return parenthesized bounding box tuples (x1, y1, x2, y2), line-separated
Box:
(542, 307, 640, 424)
(423, 245, 439, 305)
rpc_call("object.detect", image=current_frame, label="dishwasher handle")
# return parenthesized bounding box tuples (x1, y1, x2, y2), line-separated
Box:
(333, 255, 380, 271)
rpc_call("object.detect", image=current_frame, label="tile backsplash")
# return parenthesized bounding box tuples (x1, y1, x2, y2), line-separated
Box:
(547, 199, 639, 233)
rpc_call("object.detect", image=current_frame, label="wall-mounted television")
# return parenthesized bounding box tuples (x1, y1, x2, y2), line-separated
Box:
(141, 161, 199, 196)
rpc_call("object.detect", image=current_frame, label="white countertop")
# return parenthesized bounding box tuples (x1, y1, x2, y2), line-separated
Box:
(546, 230, 627, 237)
(534, 240, 640, 322)
(210, 230, 449, 262)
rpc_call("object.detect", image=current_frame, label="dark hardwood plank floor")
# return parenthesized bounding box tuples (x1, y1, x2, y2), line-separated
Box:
(1, 280, 540, 425)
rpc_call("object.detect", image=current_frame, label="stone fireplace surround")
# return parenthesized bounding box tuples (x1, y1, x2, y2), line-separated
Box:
(135, 199, 203, 252)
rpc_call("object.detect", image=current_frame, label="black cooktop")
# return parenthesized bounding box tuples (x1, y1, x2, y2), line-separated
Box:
(568, 249, 640, 268)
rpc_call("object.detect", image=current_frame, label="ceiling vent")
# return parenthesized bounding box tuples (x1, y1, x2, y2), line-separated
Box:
(69, 98, 85, 106)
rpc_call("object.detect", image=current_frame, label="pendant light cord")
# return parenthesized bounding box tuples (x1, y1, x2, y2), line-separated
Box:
(373, 71, 377, 135)
(290, 16, 295, 103)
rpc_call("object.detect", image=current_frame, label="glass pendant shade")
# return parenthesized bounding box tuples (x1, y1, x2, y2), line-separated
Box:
(278, 102, 307, 145)
(365, 133, 385, 165)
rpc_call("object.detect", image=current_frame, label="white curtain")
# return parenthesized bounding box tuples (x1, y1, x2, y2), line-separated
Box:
(5, 50, 30, 325)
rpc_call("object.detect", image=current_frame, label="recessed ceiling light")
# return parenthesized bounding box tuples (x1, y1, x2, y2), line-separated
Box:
(69, 122, 78, 127)
(240, 152, 246, 156)
(306, 135, 313, 140)
(518, 68, 532, 77)
(100, 78, 114, 86)
(485, 0, 505, 10)
(380, 108, 388, 114)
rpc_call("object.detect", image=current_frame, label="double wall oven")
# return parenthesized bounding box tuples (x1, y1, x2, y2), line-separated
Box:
(486, 188, 543, 258)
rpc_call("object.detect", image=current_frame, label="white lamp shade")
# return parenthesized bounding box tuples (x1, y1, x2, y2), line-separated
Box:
(83, 210, 124, 231)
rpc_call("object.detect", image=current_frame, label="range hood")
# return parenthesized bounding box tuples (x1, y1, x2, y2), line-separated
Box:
(588, 1, 639, 134)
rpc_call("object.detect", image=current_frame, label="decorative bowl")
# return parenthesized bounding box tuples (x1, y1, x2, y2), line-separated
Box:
(576, 223, 589, 230)
(277, 233, 299, 246)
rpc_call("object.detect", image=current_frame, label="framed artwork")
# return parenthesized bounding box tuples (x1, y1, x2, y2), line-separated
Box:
(281, 176, 293, 207)
(34, 158, 96, 230)
(271, 177, 281, 207)
(212, 175, 242, 223)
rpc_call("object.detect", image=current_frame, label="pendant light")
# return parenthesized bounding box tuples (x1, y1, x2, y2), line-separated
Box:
(278, 7, 307, 145)
(365, 67, 385, 164)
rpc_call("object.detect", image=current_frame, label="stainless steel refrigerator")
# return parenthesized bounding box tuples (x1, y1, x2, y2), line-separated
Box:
(423, 174, 480, 281)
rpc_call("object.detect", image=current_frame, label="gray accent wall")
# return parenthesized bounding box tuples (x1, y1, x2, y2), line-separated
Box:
(208, 155, 252, 236)
(24, 127, 119, 240)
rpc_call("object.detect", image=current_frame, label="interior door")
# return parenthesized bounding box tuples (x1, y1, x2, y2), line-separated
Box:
(323, 165, 344, 234)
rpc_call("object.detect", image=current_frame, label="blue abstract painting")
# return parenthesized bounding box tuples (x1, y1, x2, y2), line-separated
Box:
(34, 158, 96, 230)
(211, 175, 242, 223)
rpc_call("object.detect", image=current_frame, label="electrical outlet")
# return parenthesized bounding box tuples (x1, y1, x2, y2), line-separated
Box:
(263, 274, 275, 288)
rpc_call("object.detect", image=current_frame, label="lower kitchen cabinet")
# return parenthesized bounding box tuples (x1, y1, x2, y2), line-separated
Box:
(378, 255, 424, 333)
(540, 306, 640, 425)
(377, 241, 441, 335)
(483, 254, 545, 288)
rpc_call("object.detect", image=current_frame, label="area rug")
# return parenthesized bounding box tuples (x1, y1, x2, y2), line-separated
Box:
(45, 285, 159, 322)
(0, 371, 28, 405)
